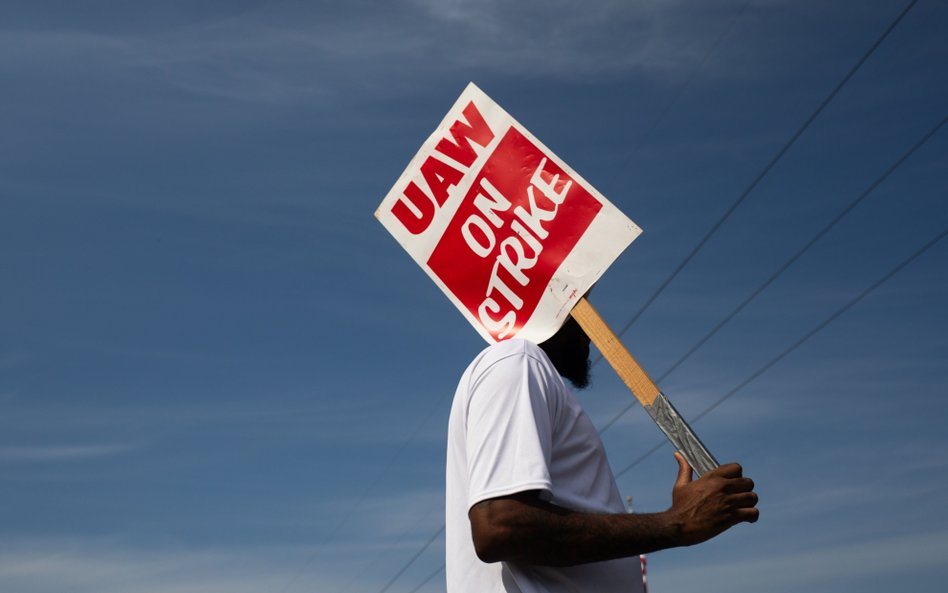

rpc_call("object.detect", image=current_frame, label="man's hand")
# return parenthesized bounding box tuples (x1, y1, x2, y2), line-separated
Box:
(667, 452, 759, 547)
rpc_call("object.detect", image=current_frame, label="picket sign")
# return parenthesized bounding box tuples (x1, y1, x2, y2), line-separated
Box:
(375, 82, 641, 344)
(376, 83, 717, 475)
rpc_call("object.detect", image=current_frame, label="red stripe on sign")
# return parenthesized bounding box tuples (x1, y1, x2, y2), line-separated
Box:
(428, 127, 601, 341)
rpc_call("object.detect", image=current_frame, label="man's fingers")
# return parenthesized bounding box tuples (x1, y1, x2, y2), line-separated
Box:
(735, 507, 760, 524)
(710, 462, 744, 478)
(674, 452, 693, 488)
(718, 505, 760, 531)
(726, 491, 759, 509)
(723, 477, 755, 494)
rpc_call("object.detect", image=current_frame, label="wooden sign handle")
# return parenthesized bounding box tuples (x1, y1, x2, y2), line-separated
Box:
(570, 298, 662, 407)
(570, 297, 720, 476)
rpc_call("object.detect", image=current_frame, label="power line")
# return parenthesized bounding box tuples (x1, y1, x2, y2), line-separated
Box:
(615, 222, 948, 479)
(597, 114, 947, 435)
(607, 0, 921, 343)
(376, 525, 445, 593)
(277, 393, 450, 593)
(406, 564, 445, 593)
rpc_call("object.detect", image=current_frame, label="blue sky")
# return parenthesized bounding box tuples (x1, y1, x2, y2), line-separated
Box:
(2, 1, 946, 592)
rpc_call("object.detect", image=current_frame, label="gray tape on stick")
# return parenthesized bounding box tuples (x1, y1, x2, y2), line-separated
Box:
(644, 392, 719, 476)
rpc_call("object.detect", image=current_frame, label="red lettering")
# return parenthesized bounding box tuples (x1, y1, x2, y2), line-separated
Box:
(435, 102, 495, 168)
(421, 156, 464, 207)
(391, 156, 464, 235)
(391, 181, 436, 235)
(391, 101, 495, 236)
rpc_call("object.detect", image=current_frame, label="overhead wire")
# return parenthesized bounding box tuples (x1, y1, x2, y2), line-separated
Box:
(597, 114, 947, 435)
(602, 0, 921, 350)
(376, 525, 445, 593)
(405, 565, 445, 593)
(614, 220, 948, 479)
(276, 392, 451, 593)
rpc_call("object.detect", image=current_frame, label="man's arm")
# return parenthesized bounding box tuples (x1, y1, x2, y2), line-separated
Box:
(468, 454, 759, 567)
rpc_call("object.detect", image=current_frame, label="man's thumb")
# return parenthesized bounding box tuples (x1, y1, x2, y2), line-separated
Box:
(674, 452, 693, 488)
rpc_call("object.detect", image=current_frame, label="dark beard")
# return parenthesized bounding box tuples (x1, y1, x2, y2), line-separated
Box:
(539, 317, 592, 390)
(560, 354, 591, 390)
(543, 338, 591, 389)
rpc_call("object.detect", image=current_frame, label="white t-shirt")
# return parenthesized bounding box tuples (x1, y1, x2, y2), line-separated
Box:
(446, 339, 644, 593)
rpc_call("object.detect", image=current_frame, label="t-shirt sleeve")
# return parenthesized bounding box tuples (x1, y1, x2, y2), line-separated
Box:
(464, 351, 559, 509)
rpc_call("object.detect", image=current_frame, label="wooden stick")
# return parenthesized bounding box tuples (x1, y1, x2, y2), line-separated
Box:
(570, 297, 720, 475)
(570, 297, 661, 406)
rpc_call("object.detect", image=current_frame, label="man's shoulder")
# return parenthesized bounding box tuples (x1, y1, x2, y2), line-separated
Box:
(471, 338, 548, 370)
(457, 339, 563, 395)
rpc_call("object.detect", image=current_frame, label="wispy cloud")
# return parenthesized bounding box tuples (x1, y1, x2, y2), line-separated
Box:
(330, 488, 445, 539)
(0, 0, 759, 106)
(0, 443, 135, 463)
(407, 0, 711, 76)
(0, 539, 360, 593)
(0, 529, 448, 593)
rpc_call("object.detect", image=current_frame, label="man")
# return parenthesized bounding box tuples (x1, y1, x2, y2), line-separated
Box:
(445, 317, 759, 592)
